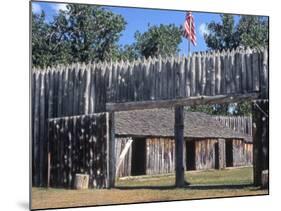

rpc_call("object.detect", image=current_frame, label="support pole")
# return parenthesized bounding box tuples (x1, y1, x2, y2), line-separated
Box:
(252, 100, 269, 186)
(175, 106, 185, 187)
(107, 112, 116, 188)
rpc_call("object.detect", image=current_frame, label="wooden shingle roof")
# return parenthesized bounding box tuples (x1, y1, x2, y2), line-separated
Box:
(115, 108, 252, 142)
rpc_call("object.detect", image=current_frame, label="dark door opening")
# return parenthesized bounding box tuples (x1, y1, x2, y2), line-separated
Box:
(226, 140, 233, 167)
(186, 140, 196, 170)
(131, 138, 146, 176)
(214, 142, 219, 169)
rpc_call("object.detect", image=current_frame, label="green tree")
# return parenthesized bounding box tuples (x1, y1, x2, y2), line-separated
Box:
(134, 24, 182, 58)
(237, 16, 268, 49)
(32, 12, 53, 67)
(32, 4, 126, 67)
(204, 14, 268, 50)
(204, 15, 239, 50)
(194, 14, 269, 116)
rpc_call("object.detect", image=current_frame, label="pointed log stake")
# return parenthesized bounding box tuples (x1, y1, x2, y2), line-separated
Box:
(175, 106, 185, 187)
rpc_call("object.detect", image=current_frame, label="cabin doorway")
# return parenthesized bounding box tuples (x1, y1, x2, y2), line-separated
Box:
(186, 140, 196, 170)
(226, 141, 233, 167)
(131, 138, 146, 176)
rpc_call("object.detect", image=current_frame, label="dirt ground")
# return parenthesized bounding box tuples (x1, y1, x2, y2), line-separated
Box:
(31, 167, 268, 210)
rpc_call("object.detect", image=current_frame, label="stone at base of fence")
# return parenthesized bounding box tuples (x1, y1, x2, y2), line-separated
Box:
(74, 174, 89, 190)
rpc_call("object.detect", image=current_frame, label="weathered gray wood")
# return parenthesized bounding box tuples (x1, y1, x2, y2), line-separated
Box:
(210, 54, 216, 95)
(241, 49, 247, 93)
(261, 169, 269, 189)
(107, 112, 115, 188)
(32, 48, 268, 186)
(215, 51, 221, 94)
(252, 50, 260, 92)
(106, 93, 259, 112)
(175, 106, 185, 187)
(185, 56, 191, 97)
(252, 100, 269, 186)
(218, 139, 226, 169)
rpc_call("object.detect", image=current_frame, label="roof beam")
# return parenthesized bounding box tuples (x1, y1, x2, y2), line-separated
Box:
(106, 93, 260, 112)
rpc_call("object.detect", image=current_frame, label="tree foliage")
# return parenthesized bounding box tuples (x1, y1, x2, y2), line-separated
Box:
(134, 24, 182, 58)
(204, 14, 268, 50)
(32, 5, 126, 67)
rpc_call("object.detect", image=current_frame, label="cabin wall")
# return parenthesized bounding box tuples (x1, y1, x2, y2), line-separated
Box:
(194, 139, 217, 170)
(146, 138, 176, 175)
(115, 137, 253, 178)
(232, 139, 253, 167)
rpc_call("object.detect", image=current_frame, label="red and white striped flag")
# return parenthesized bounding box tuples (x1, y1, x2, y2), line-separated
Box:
(183, 12, 196, 46)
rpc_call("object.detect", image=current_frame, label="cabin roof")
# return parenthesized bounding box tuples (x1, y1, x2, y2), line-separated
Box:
(115, 108, 252, 142)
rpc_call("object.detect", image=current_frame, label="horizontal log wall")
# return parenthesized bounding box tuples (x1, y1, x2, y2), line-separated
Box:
(32, 48, 268, 186)
(214, 116, 252, 137)
(48, 113, 108, 189)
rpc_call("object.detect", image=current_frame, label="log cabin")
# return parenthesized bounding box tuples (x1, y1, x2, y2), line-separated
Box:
(115, 108, 253, 178)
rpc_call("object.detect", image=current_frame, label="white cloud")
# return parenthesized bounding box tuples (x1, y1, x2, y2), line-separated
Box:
(32, 3, 42, 14)
(199, 23, 210, 37)
(52, 3, 68, 13)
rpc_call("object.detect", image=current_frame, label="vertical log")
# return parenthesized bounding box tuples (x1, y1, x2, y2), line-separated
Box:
(252, 50, 260, 92)
(84, 64, 91, 114)
(33, 71, 41, 186)
(252, 101, 269, 186)
(184, 56, 191, 97)
(39, 72, 46, 186)
(210, 53, 216, 95)
(201, 52, 206, 95)
(190, 54, 196, 96)
(215, 51, 221, 94)
(218, 139, 226, 169)
(246, 48, 253, 92)
(107, 112, 115, 188)
(241, 49, 247, 93)
(175, 106, 185, 187)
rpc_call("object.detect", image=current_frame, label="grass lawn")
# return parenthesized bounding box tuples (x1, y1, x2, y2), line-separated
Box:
(31, 167, 268, 210)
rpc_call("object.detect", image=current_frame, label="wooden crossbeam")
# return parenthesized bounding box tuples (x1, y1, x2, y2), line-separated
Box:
(106, 93, 260, 112)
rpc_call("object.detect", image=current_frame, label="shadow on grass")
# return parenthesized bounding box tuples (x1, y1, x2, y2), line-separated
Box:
(115, 183, 254, 190)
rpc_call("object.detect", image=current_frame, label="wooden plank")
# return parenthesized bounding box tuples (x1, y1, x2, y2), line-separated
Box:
(106, 92, 259, 112)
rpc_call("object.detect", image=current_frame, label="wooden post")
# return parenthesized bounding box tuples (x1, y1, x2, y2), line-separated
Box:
(218, 139, 226, 169)
(175, 106, 185, 187)
(47, 152, 51, 188)
(106, 112, 115, 188)
(252, 100, 269, 186)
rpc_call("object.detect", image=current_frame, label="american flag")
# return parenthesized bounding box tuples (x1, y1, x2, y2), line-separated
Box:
(183, 12, 196, 46)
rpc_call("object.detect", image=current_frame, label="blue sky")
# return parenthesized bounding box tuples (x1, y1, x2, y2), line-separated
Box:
(32, 2, 240, 55)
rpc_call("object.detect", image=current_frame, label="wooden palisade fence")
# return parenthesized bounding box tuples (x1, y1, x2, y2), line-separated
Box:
(32, 47, 268, 187)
